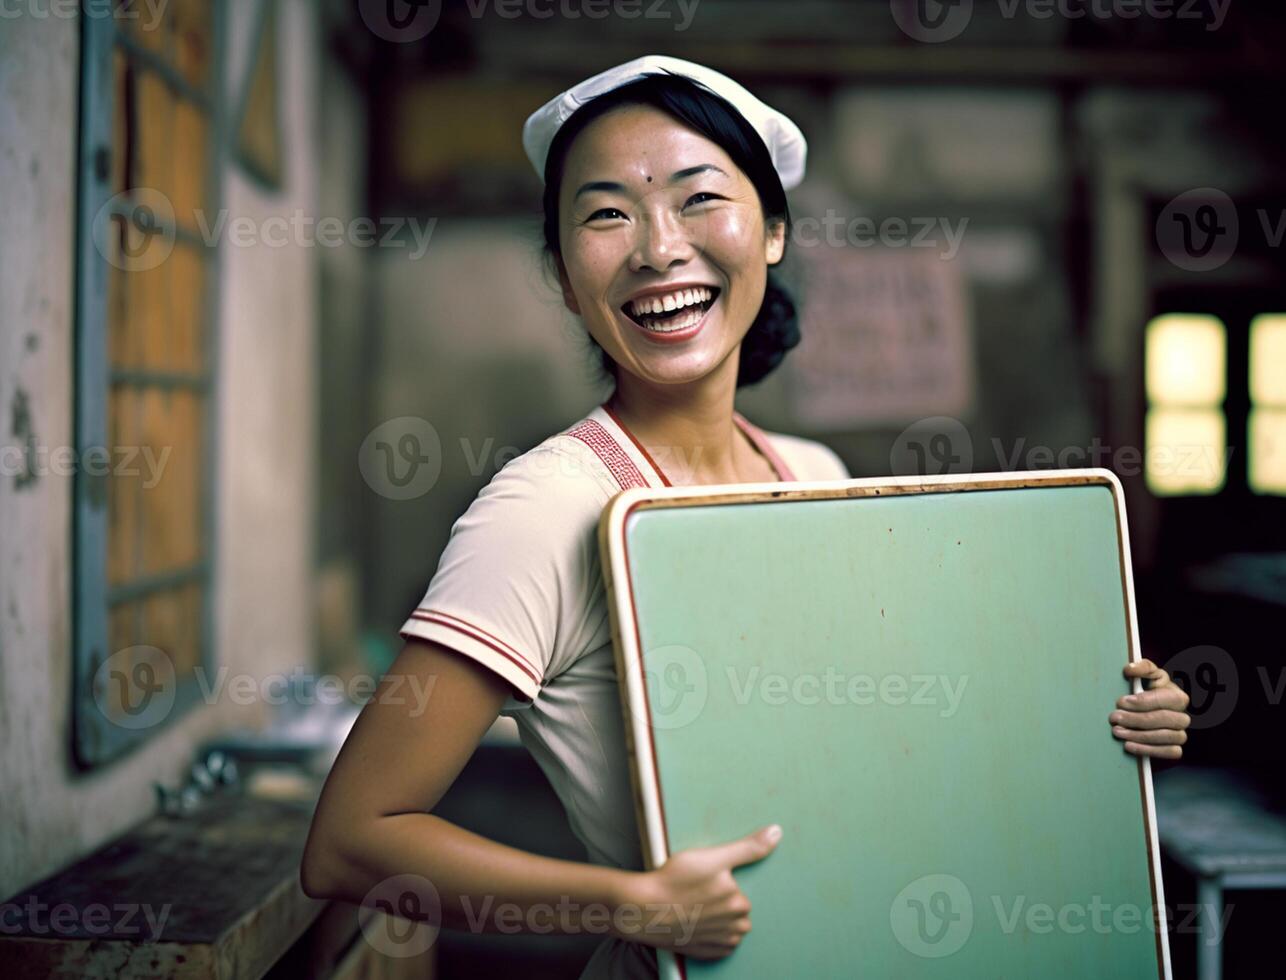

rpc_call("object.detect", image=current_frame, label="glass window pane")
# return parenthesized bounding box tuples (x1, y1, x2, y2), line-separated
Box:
(172, 99, 208, 233)
(137, 249, 172, 372)
(106, 225, 139, 368)
(1250, 315, 1286, 407)
(1145, 407, 1227, 495)
(138, 389, 203, 576)
(140, 582, 202, 681)
(1145, 314, 1226, 407)
(135, 70, 175, 213)
(98, 602, 142, 725)
(168, 243, 206, 372)
(1249, 408, 1286, 495)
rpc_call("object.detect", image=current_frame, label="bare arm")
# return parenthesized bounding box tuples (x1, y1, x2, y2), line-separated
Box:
(300, 637, 780, 958)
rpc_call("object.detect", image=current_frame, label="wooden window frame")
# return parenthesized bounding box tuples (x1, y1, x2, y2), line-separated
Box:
(73, 5, 229, 768)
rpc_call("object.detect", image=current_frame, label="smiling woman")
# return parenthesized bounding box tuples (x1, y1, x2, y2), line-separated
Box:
(298, 54, 1189, 980)
(535, 70, 801, 398)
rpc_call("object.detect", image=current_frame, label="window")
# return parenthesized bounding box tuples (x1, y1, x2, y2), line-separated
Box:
(1248, 315, 1286, 495)
(74, 3, 226, 766)
(1143, 314, 1228, 495)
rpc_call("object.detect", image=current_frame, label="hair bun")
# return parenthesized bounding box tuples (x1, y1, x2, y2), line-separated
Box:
(737, 271, 801, 387)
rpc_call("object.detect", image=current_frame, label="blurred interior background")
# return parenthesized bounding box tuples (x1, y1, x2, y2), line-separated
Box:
(2, 1, 1284, 977)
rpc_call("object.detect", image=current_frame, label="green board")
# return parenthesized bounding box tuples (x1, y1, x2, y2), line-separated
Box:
(599, 471, 1169, 979)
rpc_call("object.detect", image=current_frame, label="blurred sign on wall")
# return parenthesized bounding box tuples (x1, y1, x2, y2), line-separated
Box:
(786, 246, 974, 429)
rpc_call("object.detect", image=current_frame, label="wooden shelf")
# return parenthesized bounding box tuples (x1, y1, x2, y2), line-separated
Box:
(0, 791, 333, 978)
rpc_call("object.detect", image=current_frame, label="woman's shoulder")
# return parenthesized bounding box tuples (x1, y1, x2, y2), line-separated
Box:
(756, 427, 851, 482)
(471, 412, 626, 514)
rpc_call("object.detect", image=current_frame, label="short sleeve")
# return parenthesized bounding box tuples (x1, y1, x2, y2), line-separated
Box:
(398, 444, 611, 705)
(813, 441, 851, 480)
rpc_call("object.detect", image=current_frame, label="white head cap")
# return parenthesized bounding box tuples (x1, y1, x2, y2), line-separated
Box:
(521, 54, 807, 190)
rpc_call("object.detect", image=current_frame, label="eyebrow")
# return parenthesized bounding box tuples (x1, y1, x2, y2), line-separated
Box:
(573, 164, 729, 201)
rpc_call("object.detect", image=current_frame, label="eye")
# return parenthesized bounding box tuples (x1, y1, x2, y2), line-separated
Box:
(585, 207, 626, 223)
(683, 192, 721, 208)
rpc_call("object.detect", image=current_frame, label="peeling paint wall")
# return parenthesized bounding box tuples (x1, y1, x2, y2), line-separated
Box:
(0, 0, 320, 897)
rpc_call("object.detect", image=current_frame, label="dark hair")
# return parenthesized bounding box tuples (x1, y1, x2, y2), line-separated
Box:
(539, 72, 800, 389)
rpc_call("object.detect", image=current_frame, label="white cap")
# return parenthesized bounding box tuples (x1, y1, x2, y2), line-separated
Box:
(521, 54, 807, 190)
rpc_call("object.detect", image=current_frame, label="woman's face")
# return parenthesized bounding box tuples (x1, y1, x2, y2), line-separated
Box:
(555, 103, 785, 387)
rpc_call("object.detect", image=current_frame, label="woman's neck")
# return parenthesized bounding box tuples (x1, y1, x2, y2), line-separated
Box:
(605, 360, 766, 486)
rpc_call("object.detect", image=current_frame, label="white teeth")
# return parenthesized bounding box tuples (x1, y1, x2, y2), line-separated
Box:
(639, 303, 706, 333)
(628, 286, 714, 318)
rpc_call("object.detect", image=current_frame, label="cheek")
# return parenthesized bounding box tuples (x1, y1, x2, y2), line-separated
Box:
(564, 228, 628, 297)
(704, 209, 767, 271)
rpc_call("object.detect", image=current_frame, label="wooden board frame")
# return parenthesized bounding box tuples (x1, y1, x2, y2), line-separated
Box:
(597, 468, 1171, 979)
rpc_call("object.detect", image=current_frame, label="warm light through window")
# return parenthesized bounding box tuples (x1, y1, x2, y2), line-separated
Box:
(1144, 314, 1227, 495)
(1249, 410, 1286, 494)
(1145, 314, 1226, 405)
(1250, 315, 1286, 405)
(1145, 408, 1227, 495)
(1249, 315, 1286, 494)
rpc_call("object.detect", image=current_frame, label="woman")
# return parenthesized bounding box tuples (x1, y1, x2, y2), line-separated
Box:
(300, 55, 1191, 978)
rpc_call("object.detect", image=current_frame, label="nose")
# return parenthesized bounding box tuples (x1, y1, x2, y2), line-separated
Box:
(629, 205, 693, 273)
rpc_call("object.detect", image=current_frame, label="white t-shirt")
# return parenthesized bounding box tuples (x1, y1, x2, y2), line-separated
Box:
(398, 400, 850, 978)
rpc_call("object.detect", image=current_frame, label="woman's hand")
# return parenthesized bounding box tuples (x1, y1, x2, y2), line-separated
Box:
(1109, 659, 1191, 760)
(612, 825, 781, 959)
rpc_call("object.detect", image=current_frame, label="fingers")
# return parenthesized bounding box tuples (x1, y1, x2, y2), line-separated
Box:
(1123, 658, 1167, 682)
(674, 885, 753, 960)
(685, 935, 747, 960)
(1123, 661, 1192, 708)
(1115, 686, 1189, 712)
(1112, 726, 1188, 746)
(711, 825, 782, 869)
(1109, 707, 1190, 730)
(1122, 740, 1183, 760)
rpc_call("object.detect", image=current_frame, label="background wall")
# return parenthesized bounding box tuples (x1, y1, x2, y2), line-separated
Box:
(0, 0, 329, 897)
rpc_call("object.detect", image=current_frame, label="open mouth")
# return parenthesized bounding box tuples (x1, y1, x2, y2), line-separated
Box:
(621, 286, 721, 334)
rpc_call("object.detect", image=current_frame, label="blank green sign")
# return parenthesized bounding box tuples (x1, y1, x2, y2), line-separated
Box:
(623, 484, 1163, 978)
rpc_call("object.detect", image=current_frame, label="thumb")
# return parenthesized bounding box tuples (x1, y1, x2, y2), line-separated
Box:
(711, 824, 783, 869)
